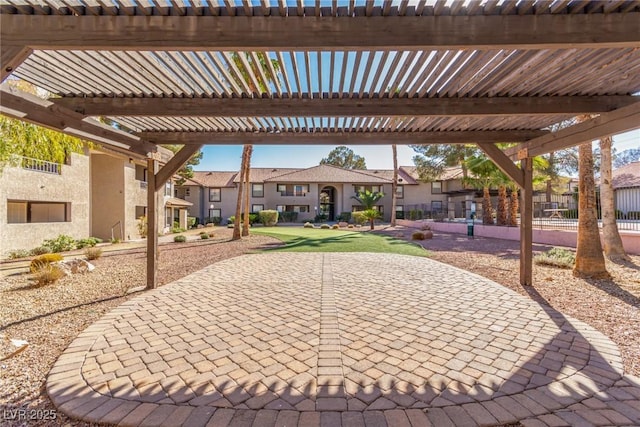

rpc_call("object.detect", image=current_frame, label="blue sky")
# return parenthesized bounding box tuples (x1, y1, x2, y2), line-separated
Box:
(195, 129, 639, 171)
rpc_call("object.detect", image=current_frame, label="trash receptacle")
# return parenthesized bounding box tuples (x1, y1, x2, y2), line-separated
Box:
(467, 221, 474, 237)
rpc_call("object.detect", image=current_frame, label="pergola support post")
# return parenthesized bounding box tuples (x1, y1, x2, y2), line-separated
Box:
(520, 158, 533, 286)
(146, 144, 203, 290)
(146, 158, 159, 290)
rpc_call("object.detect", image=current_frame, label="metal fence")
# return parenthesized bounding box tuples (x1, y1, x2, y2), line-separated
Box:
(404, 203, 448, 221)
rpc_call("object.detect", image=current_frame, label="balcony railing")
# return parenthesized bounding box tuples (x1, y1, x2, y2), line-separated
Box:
(139, 181, 148, 189)
(12, 155, 61, 175)
(279, 191, 307, 197)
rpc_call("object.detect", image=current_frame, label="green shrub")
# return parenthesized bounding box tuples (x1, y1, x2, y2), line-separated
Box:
(137, 215, 148, 237)
(336, 212, 352, 222)
(187, 217, 198, 228)
(395, 211, 405, 220)
(110, 237, 121, 244)
(331, 224, 340, 230)
(303, 222, 314, 228)
(30, 253, 64, 273)
(227, 223, 234, 228)
(32, 264, 65, 287)
(259, 210, 279, 227)
(320, 224, 330, 229)
(412, 231, 426, 240)
(8, 249, 30, 259)
(84, 247, 103, 260)
(43, 235, 76, 253)
(314, 213, 327, 223)
(76, 237, 102, 249)
(204, 216, 222, 225)
(171, 226, 186, 233)
(30, 246, 51, 256)
(200, 233, 209, 239)
(351, 211, 367, 225)
(534, 247, 575, 269)
(279, 211, 298, 223)
(409, 209, 424, 220)
(173, 235, 187, 243)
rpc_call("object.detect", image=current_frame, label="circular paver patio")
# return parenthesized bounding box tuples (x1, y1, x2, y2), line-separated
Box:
(47, 253, 640, 426)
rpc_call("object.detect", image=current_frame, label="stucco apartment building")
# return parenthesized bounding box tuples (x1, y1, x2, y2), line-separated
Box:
(176, 164, 470, 224)
(1, 146, 190, 255)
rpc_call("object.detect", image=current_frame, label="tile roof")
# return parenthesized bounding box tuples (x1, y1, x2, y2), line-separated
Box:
(165, 197, 193, 207)
(192, 171, 238, 188)
(232, 168, 301, 183)
(360, 168, 419, 185)
(400, 166, 464, 181)
(264, 164, 391, 184)
(612, 161, 640, 189)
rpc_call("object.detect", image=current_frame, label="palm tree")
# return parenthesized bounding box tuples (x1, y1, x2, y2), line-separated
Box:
(390, 144, 398, 227)
(599, 136, 629, 261)
(464, 155, 506, 225)
(352, 190, 385, 230)
(574, 121, 609, 278)
(241, 145, 253, 237)
(232, 146, 250, 241)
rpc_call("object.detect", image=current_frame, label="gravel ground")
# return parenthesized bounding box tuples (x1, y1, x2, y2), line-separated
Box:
(1, 225, 638, 427)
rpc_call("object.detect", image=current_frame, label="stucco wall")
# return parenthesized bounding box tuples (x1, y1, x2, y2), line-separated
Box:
(0, 152, 91, 255)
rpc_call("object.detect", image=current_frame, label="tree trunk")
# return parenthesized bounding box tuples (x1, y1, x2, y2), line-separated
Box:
(233, 145, 248, 241)
(509, 188, 519, 226)
(370, 218, 375, 230)
(390, 144, 398, 227)
(574, 142, 609, 278)
(497, 185, 507, 226)
(599, 136, 629, 261)
(242, 145, 253, 237)
(546, 151, 555, 203)
(482, 186, 493, 225)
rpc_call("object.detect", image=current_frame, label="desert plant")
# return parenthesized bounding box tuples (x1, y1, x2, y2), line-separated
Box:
(331, 224, 340, 230)
(534, 247, 576, 269)
(412, 231, 426, 240)
(204, 216, 221, 225)
(347, 224, 355, 229)
(314, 213, 328, 223)
(84, 247, 103, 260)
(30, 253, 64, 273)
(227, 223, 234, 228)
(208, 232, 215, 238)
(32, 264, 65, 287)
(259, 210, 279, 226)
(110, 237, 122, 244)
(361, 208, 382, 230)
(351, 211, 367, 225)
(173, 235, 187, 243)
(320, 224, 330, 229)
(8, 249, 30, 259)
(137, 215, 148, 237)
(303, 222, 314, 228)
(43, 234, 76, 253)
(200, 233, 209, 240)
(337, 212, 352, 222)
(75, 237, 102, 249)
(187, 216, 198, 228)
(30, 246, 51, 256)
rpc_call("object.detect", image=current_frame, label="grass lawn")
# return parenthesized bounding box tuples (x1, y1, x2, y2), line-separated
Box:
(251, 227, 428, 257)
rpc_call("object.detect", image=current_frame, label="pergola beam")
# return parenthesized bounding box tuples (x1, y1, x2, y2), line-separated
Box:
(139, 130, 547, 145)
(154, 144, 204, 192)
(2, 13, 639, 51)
(505, 101, 640, 159)
(0, 85, 156, 156)
(1, 45, 31, 82)
(53, 96, 638, 118)
(477, 143, 524, 189)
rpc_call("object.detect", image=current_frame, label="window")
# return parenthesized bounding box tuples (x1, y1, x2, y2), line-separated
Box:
(165, 181, 172, 197)
(275, 205, 308, 213)
(432, 181, 442, 194)
(353, 185, 383, 195)
(352, 205, 384, 213)
(185, 188, 190, 197)
(293, 205, 308, 213)
(432, 201, 443, 212)
(276, 205, 285, 212)
(252, 183, 264, 198)
(252, 204, 264, 212)
(395, 205, 404, 219)
(395, 205, 404, 212)
(396, 185, 404, 199)
(135, 206, 147, 219)
(277, 184, 309, 196)
(165, 207, 172, 227)
(209, 188, 221, 202)
(7, 201, 69, 223)
(135, 165, 147, 182)
(208, 208, 221, 219)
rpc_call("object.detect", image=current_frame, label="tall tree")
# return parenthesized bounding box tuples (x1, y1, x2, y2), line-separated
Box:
(320, 146, 367, 170)
(599, 136, 629, 261)
(411, 144, 478, 182)
(233, 146, 249, 241)
(574, 116, 609, 278)
(613, 147, 640, 168)
(242, 145, 253, 237)
(390, 144, 398, 227)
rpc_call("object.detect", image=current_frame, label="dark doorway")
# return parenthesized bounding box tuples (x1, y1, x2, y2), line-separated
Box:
(320, 186, 336, 221)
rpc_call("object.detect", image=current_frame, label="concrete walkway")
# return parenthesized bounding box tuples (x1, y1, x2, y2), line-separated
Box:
(47, 253, 640, 426)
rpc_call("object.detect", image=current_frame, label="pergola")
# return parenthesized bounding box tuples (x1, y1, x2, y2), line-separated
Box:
(2, 0, 640, 289)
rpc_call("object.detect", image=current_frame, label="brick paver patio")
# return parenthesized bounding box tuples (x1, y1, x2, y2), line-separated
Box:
(47, 253, 640, 426)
